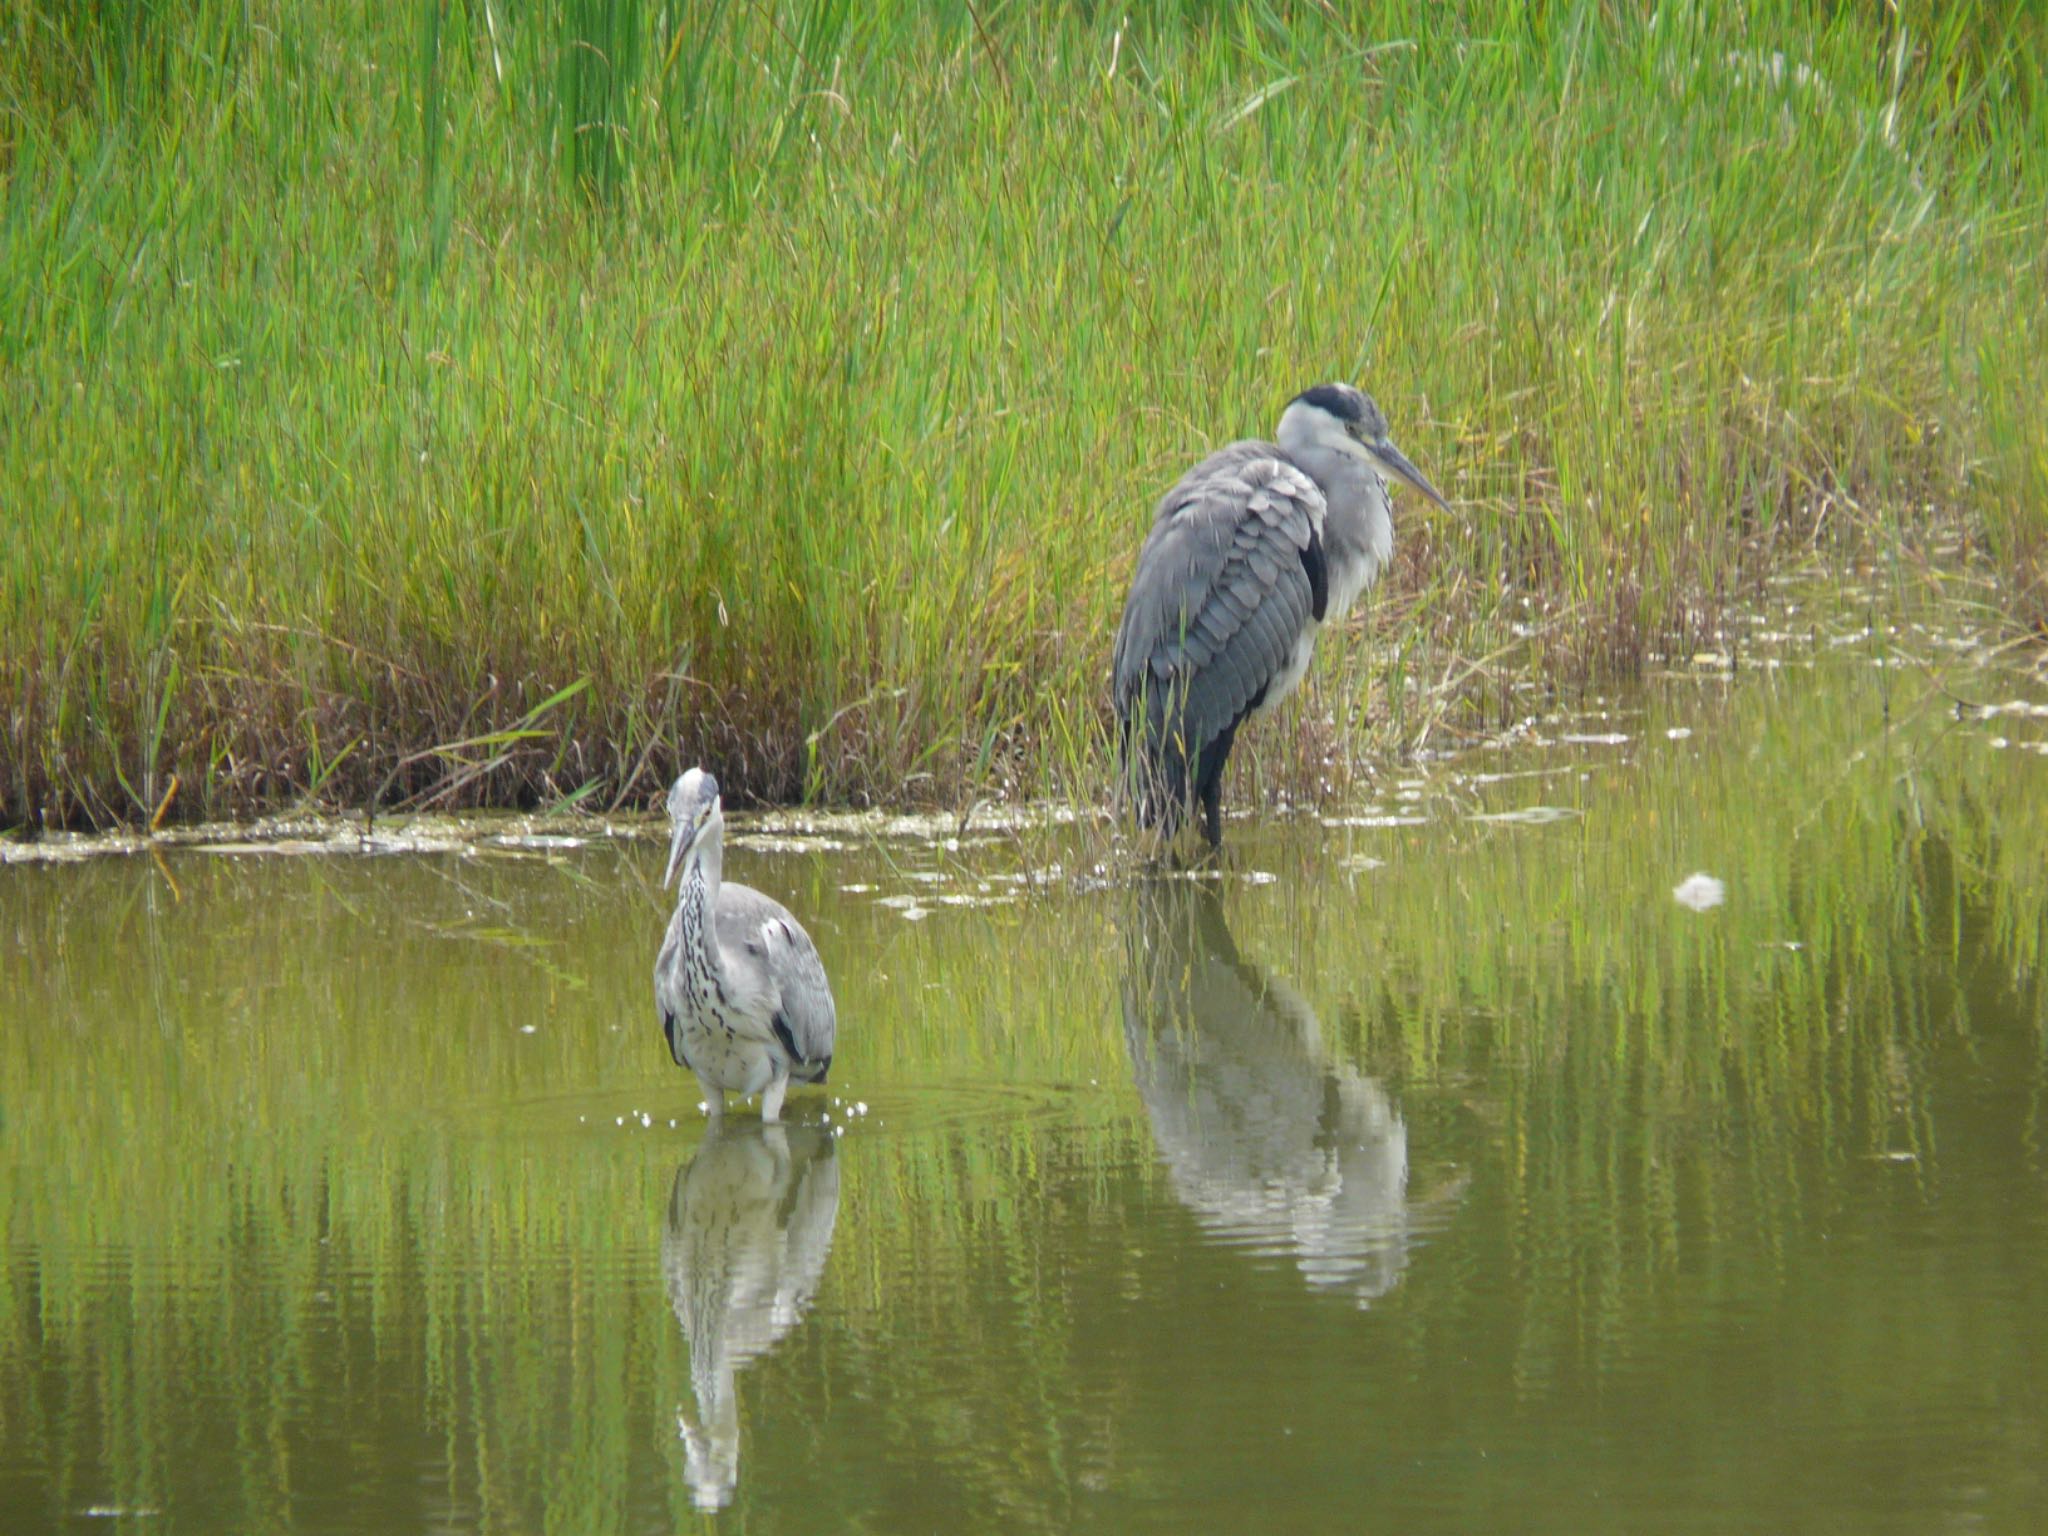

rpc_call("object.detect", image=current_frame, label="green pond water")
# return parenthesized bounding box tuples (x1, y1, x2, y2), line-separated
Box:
(4, 628, 2047, 1533)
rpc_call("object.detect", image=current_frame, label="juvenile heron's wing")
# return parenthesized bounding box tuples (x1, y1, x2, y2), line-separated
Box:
(1112, 442, 1328, 768)
(717, 883, 837, 1077)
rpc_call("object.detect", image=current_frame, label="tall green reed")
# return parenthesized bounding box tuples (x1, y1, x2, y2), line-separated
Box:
(1, 1, 2042, 827)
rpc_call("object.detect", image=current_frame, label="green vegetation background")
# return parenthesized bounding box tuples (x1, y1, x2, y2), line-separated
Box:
(3, 0, 2043, 826)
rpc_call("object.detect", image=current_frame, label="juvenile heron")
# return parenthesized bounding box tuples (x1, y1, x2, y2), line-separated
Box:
(1112, 382, 1448, 847)
(655, 768, 836, 1122)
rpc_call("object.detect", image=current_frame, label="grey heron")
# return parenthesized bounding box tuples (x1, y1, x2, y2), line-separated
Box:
(1112, 382, 1448, 847)
(663, 1122, 840, 1510)
(656, 767, 836, 1122)
(1122, 878, 1461, 1305)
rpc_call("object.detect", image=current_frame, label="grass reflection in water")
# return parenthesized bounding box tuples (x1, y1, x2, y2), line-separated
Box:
(3, 655, 2045, 1532)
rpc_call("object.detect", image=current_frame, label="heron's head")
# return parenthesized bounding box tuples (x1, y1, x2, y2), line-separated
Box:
(1277, 382, 1450, 511)
(663, 767, 724, 887)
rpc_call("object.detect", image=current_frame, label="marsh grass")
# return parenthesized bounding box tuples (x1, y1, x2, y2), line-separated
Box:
(2, 1, 2043, 826)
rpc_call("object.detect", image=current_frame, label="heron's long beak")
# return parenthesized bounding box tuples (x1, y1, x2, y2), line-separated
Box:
(662, 816, 696, 889)
(1369, 438, 1451, 512)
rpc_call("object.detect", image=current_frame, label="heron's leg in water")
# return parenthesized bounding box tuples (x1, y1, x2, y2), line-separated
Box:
(699, 1081, 727, 1119)
(1196, 724, 1236, 847)
(760, 1072, 789, 1125)
(1200, 772, 1224, 848)
(1194, 718, 1240, 850)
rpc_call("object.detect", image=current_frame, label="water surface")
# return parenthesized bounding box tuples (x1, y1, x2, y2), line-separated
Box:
(5, 644, 2047, 1532)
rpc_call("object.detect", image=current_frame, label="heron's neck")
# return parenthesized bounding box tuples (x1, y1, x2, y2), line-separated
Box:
(676, 838, 727, 981)
(1286, 442, 1394, 620)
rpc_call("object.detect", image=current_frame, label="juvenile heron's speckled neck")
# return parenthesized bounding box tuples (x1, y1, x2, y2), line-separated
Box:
(674, 827, 728, 992)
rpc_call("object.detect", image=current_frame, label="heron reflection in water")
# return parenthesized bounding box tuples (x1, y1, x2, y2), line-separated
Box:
(1121, 878, 1463, 1305)
(663, 1120, 839, 1511)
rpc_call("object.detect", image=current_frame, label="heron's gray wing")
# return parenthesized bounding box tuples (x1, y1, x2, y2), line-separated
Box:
(1112, 442, 1328, 754)
(717, 883, 837, 1073)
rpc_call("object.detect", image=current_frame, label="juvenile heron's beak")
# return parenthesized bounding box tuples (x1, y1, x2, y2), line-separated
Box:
(662, 815, 696, 888)
(1369, 438, 1451, 512)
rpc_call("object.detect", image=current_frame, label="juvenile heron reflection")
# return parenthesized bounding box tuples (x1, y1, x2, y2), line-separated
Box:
(1121, 879, 1459, 1304)
(662, 1120, 840, 1511)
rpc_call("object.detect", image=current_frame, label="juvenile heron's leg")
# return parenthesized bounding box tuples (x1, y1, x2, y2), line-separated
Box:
(760, 1071, 789, 1125)
(699, 1081, 727, 1119)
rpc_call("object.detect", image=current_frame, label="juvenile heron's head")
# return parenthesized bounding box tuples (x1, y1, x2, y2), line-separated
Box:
(664, 767, 724, 887)
(1277, 382, 1450, 511)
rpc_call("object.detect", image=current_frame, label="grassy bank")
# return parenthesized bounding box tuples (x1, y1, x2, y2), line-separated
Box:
(2, 1, 2043, 827)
